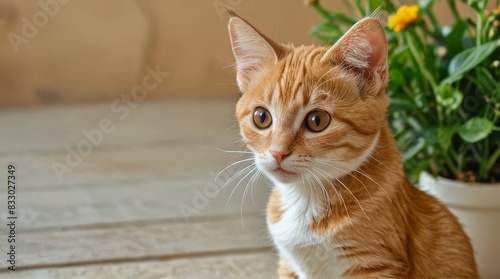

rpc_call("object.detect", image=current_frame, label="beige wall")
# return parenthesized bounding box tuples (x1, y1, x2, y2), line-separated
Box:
(0, 1, 494, 107)
(0, 0, 149, 107)
(0, 0, 333, 107)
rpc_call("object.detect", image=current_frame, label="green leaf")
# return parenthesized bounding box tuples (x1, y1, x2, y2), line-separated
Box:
(402, 137, 426, 161)
(457, 117, 494, 143)
(322, 10, 357, 26)
(353, 0, 364, 16)
(310, 4, 356, 27)
(389, 97, 416, 109)
(435, 84, 463, 110)
(475, 68, 500, 99)
(309, 22, 342, 44)
(445, 21, 467, 56)
(464, 0, 486, 13)
(396, 130, 419, 151)
(368, 0, 385, 13)
(423, 127, 439, 145)
(444, 39, 500, 84)
(438, 127, 456, 151)
(389, 69, 406, 86)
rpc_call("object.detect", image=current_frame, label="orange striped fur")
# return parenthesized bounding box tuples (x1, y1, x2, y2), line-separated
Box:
(228, 11, 477, 278)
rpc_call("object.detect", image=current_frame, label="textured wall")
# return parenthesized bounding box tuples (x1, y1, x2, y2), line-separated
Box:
(0, 0, 492, 107)
(0, 0, 328, 107)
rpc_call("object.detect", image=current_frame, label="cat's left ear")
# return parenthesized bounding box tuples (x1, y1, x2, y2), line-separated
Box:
(228, 11, 285, 92)
(321, 17, 388, 92)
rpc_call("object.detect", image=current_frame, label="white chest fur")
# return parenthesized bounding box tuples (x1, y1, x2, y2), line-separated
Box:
(267, 183, 353, 279)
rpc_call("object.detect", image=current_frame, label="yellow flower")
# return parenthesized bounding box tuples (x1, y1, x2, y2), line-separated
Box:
(388, 5, 419, 32)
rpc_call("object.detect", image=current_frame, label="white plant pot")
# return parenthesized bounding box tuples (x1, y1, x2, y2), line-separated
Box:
(419, 171, 500, 279)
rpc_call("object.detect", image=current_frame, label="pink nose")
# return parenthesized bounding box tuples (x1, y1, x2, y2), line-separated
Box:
(270, 150, 291, 164)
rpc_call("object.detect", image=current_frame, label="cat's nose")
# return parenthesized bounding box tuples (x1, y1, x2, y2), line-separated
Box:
(270, 150, 291, 164)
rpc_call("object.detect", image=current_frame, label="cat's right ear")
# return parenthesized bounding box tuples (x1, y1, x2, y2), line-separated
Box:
(228, 11, 284, 92)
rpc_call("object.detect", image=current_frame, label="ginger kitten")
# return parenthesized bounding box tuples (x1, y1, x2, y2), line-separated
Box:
(227, 11, 477, 278)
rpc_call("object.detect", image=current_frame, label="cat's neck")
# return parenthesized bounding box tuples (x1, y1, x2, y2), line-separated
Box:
(325, 125, 407, 216)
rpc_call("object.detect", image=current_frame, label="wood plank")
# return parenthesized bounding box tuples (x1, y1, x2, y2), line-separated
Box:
(2, 252, 279, 279)
(0, 215, 270, 268)
(0, 99, 280, 278)
(0, 142, 251, 188)
(0, 176, 269, 230)
(0, 99, 239, 154)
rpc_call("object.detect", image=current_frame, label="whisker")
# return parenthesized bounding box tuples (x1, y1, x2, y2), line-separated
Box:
(215, 148, 253, 154)
(300, 168, 306, 188)
(334, 177, 366, 216)
(305, 168, 334, 218)
(215, 158, 254, 182)
(240, 167, 259, 230)
(303, 169, 315, 206)
(352, 167, 390, 197)
(215, 163, 256, 195)
(308, 168, 330, 212)
(316, 157, 389, 197)
(368, 153, 384, 166)
(224, 165, 257, 219)
(310, 167, 331, 204)
(313, 74, 345, 93)
(318, 173, 331, 211)
(315, 148, 387, 192)
(313, 66, 337, 90)
(310, 167, 350, 220)
(315, 160, 373, 199)
(248, 168, 262, 209)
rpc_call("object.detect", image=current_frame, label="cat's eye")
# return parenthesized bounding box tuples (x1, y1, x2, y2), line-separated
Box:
(305, 110, 330, 132)
(253, 107, 272, 129)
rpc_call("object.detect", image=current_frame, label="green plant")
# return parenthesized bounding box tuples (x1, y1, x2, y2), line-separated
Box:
(307, 0, 500, 183)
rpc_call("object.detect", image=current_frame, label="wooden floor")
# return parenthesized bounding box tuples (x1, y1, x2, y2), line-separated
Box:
(0, 99, 278, 278)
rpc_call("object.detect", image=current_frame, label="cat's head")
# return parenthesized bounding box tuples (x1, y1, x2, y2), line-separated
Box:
(228, 11, 389, 185)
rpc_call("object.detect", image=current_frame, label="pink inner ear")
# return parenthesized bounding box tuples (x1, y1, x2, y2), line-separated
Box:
(366, 30, 388, 72)
(322, 18, 388, 78)
(228, 16, 281, 91)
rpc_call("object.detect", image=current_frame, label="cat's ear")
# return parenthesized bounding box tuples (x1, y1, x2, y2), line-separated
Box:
(321, 17, 388, 90)
(228, 11, 285, 92)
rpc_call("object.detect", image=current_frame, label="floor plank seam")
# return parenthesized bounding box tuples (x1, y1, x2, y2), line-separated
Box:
(0, 136, 239, 157)
(10, 212, 266, 234)
(0, 246, 274, 273)
(13, 173, 215, 191)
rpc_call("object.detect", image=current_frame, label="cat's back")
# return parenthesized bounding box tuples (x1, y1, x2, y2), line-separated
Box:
(406, 183, 478, 277)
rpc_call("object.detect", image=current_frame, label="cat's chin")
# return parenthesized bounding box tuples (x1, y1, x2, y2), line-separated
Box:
(266, 166, 301, 184)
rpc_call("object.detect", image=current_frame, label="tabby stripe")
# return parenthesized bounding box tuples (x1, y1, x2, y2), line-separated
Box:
(290, 57, 303, 100)
(292, 82, 303, 101)
(280, 51, 294, 87)
(302, 87, 310, 106)
(344, 265, 391, 277)
(265, 83, 275, 104)
(326, 141, 366, 154)
(307, 49, 323, 68)
(337, 250, 372, 259)
(335, 115, 377, 135)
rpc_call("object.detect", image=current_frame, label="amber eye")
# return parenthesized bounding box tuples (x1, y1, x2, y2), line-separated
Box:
(253, 107, 272, 129)
(305, 110, 331, 132)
